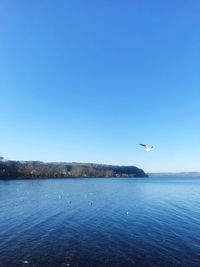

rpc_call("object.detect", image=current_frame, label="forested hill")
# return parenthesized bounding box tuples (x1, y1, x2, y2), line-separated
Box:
(0, 160, 148, 179)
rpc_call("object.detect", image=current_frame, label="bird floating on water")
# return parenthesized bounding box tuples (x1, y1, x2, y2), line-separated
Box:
(139, 144, 153, 152)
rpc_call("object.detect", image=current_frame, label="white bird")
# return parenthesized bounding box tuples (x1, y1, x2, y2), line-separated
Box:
(139, 144, 153, 152)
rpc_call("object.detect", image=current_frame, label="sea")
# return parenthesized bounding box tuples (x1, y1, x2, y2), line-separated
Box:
(0, 177, 200, 267)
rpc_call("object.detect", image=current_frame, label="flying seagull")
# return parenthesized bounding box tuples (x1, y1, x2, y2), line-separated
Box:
(139, 144, 153, 152)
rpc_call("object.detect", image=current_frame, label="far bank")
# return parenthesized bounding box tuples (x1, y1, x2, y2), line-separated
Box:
(0, 160, 148, 179)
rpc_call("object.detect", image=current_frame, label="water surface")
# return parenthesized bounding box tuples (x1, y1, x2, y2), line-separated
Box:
(0, 177, 200, 266)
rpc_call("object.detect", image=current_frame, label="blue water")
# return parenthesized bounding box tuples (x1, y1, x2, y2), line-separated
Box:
(0, 177, 200, 266)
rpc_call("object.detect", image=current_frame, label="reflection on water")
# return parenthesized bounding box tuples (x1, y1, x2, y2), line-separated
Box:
(0, 177, 200, 266)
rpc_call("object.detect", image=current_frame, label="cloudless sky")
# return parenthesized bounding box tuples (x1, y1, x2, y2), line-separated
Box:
(0, 0, 200, 172)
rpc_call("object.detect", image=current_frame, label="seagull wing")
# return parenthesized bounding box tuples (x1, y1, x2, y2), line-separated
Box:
(139, 144, 146, 147)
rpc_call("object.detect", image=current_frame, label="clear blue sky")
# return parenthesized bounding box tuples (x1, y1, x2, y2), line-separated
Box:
(0, 0, 200, 172)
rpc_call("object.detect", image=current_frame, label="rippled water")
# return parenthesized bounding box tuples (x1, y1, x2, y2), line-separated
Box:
(0, 177, 200, 266)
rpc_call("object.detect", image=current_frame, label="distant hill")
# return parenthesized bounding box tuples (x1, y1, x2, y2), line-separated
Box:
(0, 160, 148, 179)
(148, 172, 200, 178)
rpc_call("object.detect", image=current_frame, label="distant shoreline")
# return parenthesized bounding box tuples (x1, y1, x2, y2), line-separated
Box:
(148, 172, 200, 178)
(0, 160, 148, 179)
(0, 176, 149, 181)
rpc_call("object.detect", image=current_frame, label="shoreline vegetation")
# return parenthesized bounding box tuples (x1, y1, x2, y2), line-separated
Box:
(0, 160, 148, 179)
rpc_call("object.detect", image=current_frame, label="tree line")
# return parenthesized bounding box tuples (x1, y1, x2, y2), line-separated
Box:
(0, 159, 148, 179)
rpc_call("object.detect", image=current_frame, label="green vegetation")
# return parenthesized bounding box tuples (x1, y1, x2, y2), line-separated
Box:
(0, 160, 148, 179)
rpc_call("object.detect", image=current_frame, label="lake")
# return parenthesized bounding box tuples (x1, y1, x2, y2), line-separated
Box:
(0, 177, 200, 266)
